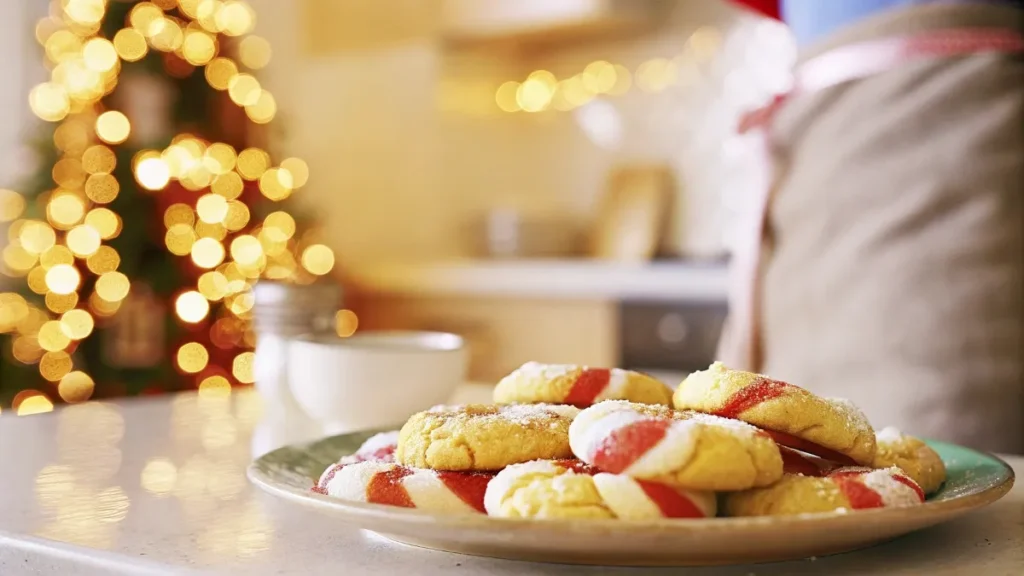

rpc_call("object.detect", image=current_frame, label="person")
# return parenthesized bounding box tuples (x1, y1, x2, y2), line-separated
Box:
(718, 0, 1023, 453)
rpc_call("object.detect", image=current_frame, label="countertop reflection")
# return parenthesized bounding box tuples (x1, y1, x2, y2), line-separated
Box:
(0, 387, 1021, 576)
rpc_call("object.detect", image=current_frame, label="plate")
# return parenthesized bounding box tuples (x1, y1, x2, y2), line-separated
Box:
(248, 428, 1015, 566)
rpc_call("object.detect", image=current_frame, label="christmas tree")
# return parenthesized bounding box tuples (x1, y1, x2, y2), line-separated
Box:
(0, 0, 338, 415)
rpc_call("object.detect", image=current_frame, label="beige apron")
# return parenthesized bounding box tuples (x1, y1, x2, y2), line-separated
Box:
(718, 3, 1024, 454)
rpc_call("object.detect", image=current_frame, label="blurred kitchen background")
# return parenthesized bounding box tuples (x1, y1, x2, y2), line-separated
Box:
(0, 0, 796, 413)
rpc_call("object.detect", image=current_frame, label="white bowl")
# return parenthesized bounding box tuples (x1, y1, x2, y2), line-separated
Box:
(287, 331, 467, 434)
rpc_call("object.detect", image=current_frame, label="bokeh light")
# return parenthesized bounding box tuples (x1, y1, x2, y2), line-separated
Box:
(335, 309, 358, 337)
(67, 224, 102, 257)
(196, 193, 228, 223)
(0, 189, 26, 222)
(17, 394, 54, 416)
(82, 145, 117, 174)
(95, 271, 130, 301)
(45, 291, 79, 314)
(227, 74, 261, 106)
(29, 82, 71, 122)
(301, 244, 334, 276)
(113, 28, 148, 61)
(86, 245, 120, 274)
(135, 157, 171, 190)
(238, 35, 271, 69)
(58, 371, 95, 403)
(38, 320, 71, 352)
(60, 309, 95, 340)
(191, 237, 225, 268)
(204, 57, 238, 90)
(95, 111, 131, 144)
(197, 271, 229, 300)
(47, 193, 86, 228)
(177, 342, 209, 373)
(85, 173, 120, 203)
(39, 351, 73, 382)
(232, 351, 255, 383)
(175, 291, 210, 323)
(85, 208, 121, 239)
(45, 264, 81, 295)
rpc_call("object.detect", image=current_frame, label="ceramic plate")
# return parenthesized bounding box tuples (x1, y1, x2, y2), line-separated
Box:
(248, 428, 1014, 566)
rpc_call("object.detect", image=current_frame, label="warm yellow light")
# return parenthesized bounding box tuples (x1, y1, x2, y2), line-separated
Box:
(191, 237, 225, 269)
(258, 168, 292, 201)
(95, 271, 131, 302)
(516, 77, 554, 113)
(262, 211, 296, 242)
(335, 309, 359, 337)
(27, 266, 50, 294)
(495, 81, 522, 113)
(113, 28, 148, 62)
(164, 224, 196, 256)
(136, 157, 171, 190)
(29, 82, 70, 122)
(232, 351, 255, 384)
(36, 349, 70, 381)
(140, 458, 177, 496)
(11, 336, 43, 364)
(67, 225, 101, 257)
(130, 1, 163, 32)
(17, 394, 54, 416)
(47, 193, 86, 227)
(228, 291, 255, 315)
(89, 292, 122, 317)
(178, 0, 202, 18)
(52, 158, 87, 189)
(87, 245, 120, 274)
(196, 194, 229, 224)
(197, 271, 229, 300)
(45, 291, 78, 314)
(58, 371, 95, 403)
(0, 293, 29, 333)
(20, 221, 57, 254)
(217, 1, 256, 36)
(301, 244, 335, 276)
(163, 203, 195, 228)
(204, 57, 238, 91)
(85, 208, 121, 239)
(40, 245, 74, 269)
(85, 173, 120, 203)
(583, 60, 617, 94)
(45, 29, 83, 64)
(636, 58, 676, 93)
(2, 245, 36, 274)
(64, 0, 106, 25)
(148, 18, 184, 52)
(82, 38, 118, 72)
(45, 264, 80, 295)
(279, 158, 309, 189)
(60, 309, 95, 340)
(38, 320, 71, 352)
(161, 143, 198, 178)
(199, 375, 232, 400)
(204, 143, 237, 175)
(229, 235, 262, 266)
(227, 74, 261, 106)
(182, 31, 216, 65)
(96, 111, 131, 144)
(235, 148, 269, 180)
(238, 35, 271, 69)
(194, 221, 227, 241)
(53, 120, 91, 155)
(244, 90, 276, 124)
(0, 189, 26, 223)
(609, 64, 632, 95)
(82, 145, 117, 174)
(686, 26, 722, 62)
(177, 342, 209, 373)
(175, 291, 210, 323)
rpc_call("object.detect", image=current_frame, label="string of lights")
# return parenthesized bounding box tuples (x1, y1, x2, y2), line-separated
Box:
(0, 0, 339, 416)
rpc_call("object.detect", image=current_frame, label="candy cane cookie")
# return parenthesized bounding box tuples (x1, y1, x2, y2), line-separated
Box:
(674, 362, 877, 466)
(336, 430, 399, 466)
(569, 400, 783, 491)
(396, 403, 579, 471)
(315, 461, 493, 515)
(494, 362, 673, 408)
(483, 459, 716, 520)
(724, 466, 925, 517)
(872, 427, 946, 494)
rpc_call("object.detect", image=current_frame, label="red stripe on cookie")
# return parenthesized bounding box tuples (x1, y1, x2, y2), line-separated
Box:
(636, 480, 705, 518)
(362, 444, 397, 462)
(367, 466, 416, 507)
(312, 463, 344, 495)
(564, 368, 612, 407)
(829, 470, 884, 510)
(713, 377, 792, 419)
(890, 474, 926, 502)
(764, 430, 858, 466)
(592, 418, 671, 474)
(552, 459, 601, 475)
(780, 447, 834, 477)
(436, 471, 493, 513)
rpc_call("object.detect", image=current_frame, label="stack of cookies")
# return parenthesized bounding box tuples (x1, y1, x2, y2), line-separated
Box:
(314, 361, 946, 519)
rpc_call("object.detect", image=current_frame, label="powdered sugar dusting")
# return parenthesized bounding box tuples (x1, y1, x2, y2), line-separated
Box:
(826, 397, 872, 429)
(498, 403, 580, 424)
(858, 467, 924, 507)
(876, 426, 906, 443)
(514, 361, 578, 380)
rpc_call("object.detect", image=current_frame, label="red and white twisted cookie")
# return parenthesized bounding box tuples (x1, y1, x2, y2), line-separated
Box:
(484, 459, 715, 520)
(674, 362, 877, 466)
(569, 400, 783, 491)
(315, 461, 493, 515)
(494, 362, 673, 408)
(337, 430, 399, 465)
(872, 427, 946, 494)
(724, 465, 925, 517)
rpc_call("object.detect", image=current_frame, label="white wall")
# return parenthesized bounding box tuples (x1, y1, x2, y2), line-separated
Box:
(244, 0, 796, 266)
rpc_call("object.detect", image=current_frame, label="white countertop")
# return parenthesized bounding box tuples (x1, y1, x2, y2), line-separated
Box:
(346, 259, 729, 301)
(1, 386, 1021, 576)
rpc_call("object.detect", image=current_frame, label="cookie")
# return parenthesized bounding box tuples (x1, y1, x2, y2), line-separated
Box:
(569, 400, 783, 491)
(314, 461, 493, 514)
(872, 427, 946, 494)
(338, 430, 399, 465)
(494, 362, 673, 408)
(724, 466, 925, 517)
(674, 362, 876, 466)
(483, 459, 716, 520)
(396, 403, 580, 471)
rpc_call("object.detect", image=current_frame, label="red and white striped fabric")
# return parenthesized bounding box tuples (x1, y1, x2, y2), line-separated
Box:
(315, 461, 493, 515)
(568, 401, 782, 491)
(484, 459, 716, 520)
